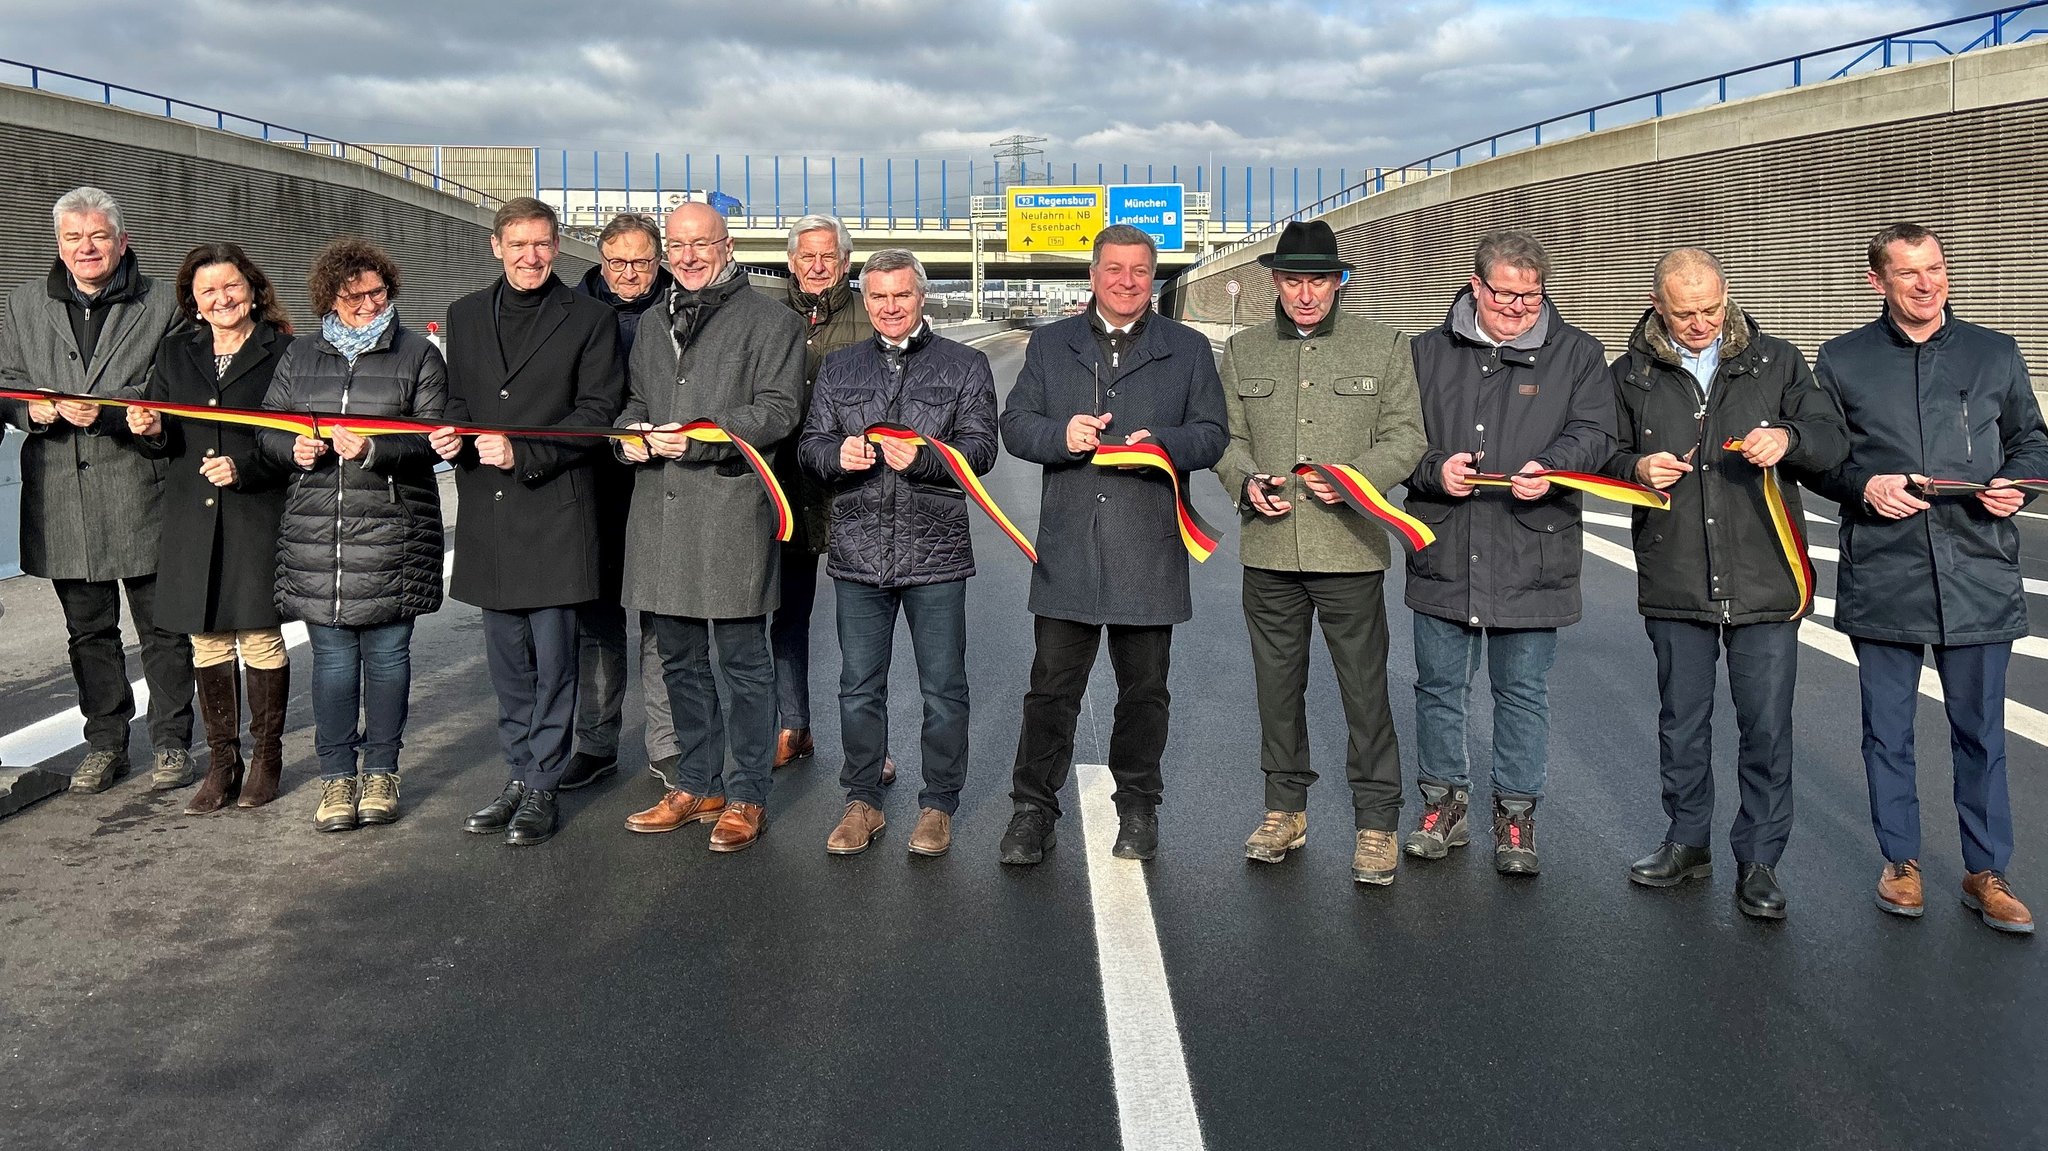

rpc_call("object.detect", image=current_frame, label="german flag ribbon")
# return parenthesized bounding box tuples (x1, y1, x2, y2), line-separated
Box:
(1469, 469, 1672, 511)
(1290, 463, 1434, 552)
(863, 423, 1036, 562)
(0, 387, 791, 542)
(1088, 440, 1221, 562)
(1757, 467, 1815, 620)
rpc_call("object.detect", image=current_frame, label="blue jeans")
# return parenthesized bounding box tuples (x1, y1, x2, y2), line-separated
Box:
(1411, 612, 1558, 800)
(1853, 637, 2014, 875)
(835, 578, 970, 814)
(305, 620, 415, 780)
(650, 614, 776, 808)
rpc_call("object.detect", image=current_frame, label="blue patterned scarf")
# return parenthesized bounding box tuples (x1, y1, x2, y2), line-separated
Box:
(323, 305, 397, 363)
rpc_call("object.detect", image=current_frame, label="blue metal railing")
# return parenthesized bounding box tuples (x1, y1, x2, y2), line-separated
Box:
(1185, 1, 2048, 275)
(0, 57, 508, 210)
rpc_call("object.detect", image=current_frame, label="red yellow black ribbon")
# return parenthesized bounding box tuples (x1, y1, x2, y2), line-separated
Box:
(0, 387, 791, 542)
(1089, 441, 1221, 562)
(863, 423, 1035, 562)
(1470, 468, 1672, 510)
(1290, 463, 1434, 552)
(1757, 466, 1814, 620)
(1915, 477, 2048, 496)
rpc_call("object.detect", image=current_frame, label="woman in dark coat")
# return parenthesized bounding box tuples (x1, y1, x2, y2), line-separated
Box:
(258, 238, 446, 833)
(128, 243, 292, 815)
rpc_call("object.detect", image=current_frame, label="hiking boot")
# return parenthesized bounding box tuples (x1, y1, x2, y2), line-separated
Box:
(149, 747, 196, 790)
(70, 749, 128, 794)
(1244, 810, 1308, 863)
(315, 777, 359, 832)
(357, 772, 401, 825)
(1493, 797, 1539, 876)
(1962, 871, 2034, 935)
(1876, 859, 1924, 918)
(999, 806, 1056, 866)
(1405, 783, 1469, 860)
(1352, 829, 1400, 886)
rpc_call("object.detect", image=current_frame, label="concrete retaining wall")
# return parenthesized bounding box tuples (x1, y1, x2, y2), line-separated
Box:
(1170, 41, 2048, 380)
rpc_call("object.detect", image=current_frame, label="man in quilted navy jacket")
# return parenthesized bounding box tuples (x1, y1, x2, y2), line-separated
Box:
(798, 250, 998, 858)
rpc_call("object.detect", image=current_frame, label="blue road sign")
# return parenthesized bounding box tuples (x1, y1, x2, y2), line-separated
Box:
(1107, 183, 1185, 253)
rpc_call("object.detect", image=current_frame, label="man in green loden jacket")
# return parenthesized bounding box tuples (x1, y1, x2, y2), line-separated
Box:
(1216, 221, 1427, 885)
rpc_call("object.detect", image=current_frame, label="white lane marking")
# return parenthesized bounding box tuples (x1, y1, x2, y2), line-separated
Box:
(1804, 595, 2048, 660)
(1076, 763, 1206, 1151)
(1585, 507, 1835, 527)
(2019, 510, 2048, 522)
(1581, 534, 2048, 747)
(1805, 509, 1836, 525)
(0, 551, 456, 769)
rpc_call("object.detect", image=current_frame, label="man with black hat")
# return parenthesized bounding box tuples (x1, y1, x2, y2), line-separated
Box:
(1216, 221, 1427, 884)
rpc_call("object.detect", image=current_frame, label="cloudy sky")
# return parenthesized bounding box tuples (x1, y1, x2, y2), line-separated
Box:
(0, 1, 2003, 208)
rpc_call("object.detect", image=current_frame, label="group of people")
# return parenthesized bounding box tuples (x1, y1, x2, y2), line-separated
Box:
(0, 185, 2036, 936)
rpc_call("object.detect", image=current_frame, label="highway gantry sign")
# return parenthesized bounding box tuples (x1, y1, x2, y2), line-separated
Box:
(1108, 183, 1186, 252)
(1006, 186, 1106, 253)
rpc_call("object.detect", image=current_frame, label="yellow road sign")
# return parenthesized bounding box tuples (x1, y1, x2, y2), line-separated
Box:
(1006, 185, 1106, 253)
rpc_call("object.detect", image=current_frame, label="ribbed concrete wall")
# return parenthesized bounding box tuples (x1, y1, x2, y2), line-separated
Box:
(0, 85, 596, 338)
(1170, 41, 2048, 382)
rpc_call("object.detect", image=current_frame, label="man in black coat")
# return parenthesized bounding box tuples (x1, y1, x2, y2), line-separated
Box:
(1401, 229, 1615, 877)
(431, 198, 624, 846)
(564, 212, 680, 791)
(996, 225, 1228, 865)
(1601, 248, 1847, 919)
(1812, 223, 2048, 935)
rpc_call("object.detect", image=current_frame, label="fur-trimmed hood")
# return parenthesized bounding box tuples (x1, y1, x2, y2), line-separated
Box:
(1630, 296, 1754, 366)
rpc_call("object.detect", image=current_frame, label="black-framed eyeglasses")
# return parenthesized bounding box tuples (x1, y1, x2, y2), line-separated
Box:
(603, 257, 658, 274)
(336, 285, 390, 307)
(1479, 278, 1544, 307)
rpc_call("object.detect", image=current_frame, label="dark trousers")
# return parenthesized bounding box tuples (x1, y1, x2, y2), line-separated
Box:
(482, 606, 580, 792)
(771, 548, 820, 731)
(650, 613, 776, 808)
(1645, 617, 1798, 865)
(306, 620, 414, 779)
(1852, 637, 2014, 875)
(835, 578, 970, 814)
(574, 600, 678, 761)
(52, 576, 193, 754)
(1010, 614, 1172, 818)
(1243, 567, 1402, 831)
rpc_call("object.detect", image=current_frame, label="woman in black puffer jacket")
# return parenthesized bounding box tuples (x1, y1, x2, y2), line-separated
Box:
(258, 238, 445, 834)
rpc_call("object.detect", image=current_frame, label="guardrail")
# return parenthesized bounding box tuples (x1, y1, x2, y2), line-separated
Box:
(1183, 1, 2048, 275)
(0, 58, 508, 210)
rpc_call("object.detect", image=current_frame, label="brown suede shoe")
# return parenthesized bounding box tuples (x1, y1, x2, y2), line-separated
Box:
(625, 789, 726, 834)
(1876, 859, 1924, 917)
(825, 800, 886, 855)
(908, 809, 952, 857)
(709, 801, 766, 852)
(1962, 871, 2035, 935)
(774, 729, 815, 768)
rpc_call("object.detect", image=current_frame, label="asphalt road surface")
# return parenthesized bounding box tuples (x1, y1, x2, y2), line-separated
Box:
(1, 330, 2043, 1150)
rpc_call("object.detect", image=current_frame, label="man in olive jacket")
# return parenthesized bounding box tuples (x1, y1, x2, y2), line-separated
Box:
(1812, 223, 2048, 934)
(774, 215, 876, 772)
(997, 225, 1228, 865)
(1402, 229, 1615, 877)
(1601, 248, 1846, 920)
(1216, 221, 1426, 885)
(0, 186, 190, 794)
(615, 202, 805, 854)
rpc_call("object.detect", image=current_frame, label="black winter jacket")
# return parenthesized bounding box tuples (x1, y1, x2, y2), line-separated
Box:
(799, 326, 998, 588)
(1403, 291, 1616, 629)
(1601, 304, 1847, 624)
(1812, 309, 2048, 645)
(258, 322, 447, 627)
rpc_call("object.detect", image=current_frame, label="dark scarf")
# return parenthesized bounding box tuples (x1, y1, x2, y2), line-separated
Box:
(666, 264, 750, 359)
(789, 279, 854, 329)
(1088, 299, 1151, 380)
(577, 262, 674, 357)
(48, 248, 141, 366)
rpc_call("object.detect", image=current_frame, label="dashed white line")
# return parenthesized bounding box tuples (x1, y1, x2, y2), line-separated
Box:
(1077, 763, 1206, 1151)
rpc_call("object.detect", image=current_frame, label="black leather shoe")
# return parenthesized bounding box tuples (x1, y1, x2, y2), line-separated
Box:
(1629, 841, 1713, 888)
(505, 789, 559, 846)
(998, 807, 1056, 866)
(1737, 862, 1788, 920)
(464, 781, 527, 834)
(1112, 809, 1158, 861)
(557, 753, 618, 791)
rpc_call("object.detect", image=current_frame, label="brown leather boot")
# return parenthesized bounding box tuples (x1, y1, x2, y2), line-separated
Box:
(186, 661, 244, 815)
(238, 664, 290, 809)
(1962, 871, 2035, 934)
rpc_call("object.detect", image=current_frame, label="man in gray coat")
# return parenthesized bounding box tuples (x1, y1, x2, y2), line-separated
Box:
(0, 187, 191, 794)
(616, 202, 805, 854)
(1401, 229, 1615, 877)
(997, 225, 1228, 865)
